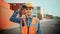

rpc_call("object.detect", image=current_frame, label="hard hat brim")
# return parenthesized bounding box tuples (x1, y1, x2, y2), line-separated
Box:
(26, 6, 33, 9)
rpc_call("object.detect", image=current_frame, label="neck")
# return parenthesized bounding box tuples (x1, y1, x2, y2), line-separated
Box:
(26, 15, 31, 18)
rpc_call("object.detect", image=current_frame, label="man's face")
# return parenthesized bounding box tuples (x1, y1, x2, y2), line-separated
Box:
(25, 8, 33, 16)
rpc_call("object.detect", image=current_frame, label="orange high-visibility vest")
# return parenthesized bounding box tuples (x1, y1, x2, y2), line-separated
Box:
(22, 17, 37, 34)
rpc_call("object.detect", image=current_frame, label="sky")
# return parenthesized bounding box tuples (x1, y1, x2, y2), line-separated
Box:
(4, 0, 60, 17)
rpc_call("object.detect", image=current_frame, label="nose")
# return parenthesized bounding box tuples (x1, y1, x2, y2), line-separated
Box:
(28, 10, 30, 12)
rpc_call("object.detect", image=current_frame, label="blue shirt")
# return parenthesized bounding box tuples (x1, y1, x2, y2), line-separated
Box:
(26, 17, 32, 26)
(10, 10, 32, 26)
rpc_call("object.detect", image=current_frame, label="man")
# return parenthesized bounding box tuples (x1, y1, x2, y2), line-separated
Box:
(10, 2, 40, 34)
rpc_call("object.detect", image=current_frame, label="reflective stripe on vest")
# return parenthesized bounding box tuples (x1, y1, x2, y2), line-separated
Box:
(22, 17, 38, 34)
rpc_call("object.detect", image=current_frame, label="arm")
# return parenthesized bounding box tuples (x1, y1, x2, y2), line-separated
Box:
(10, 10, 20, 23)
(37, 22, 41, 34)
(36, 19, 41, 34)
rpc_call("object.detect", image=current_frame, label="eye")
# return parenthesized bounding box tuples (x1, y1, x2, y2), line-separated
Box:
(26, 8, 28, 10)
(29, 8, 31, 10)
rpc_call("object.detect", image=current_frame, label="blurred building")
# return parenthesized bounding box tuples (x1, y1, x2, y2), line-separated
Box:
(9, 3, 25, 11)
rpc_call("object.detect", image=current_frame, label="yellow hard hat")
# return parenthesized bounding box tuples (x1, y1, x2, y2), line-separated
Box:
(25, 2, 33, 8)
